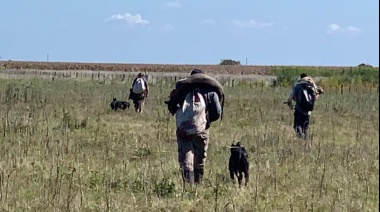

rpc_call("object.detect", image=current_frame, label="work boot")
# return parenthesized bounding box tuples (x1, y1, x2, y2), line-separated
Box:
(182, 170, 195, 185)
(194, 168, 204, 184)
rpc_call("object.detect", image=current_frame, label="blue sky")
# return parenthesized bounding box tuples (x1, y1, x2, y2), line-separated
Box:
(1, 0, 379, 66)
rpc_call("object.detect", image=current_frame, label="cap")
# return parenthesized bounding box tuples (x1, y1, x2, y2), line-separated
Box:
(190, 69, 204, 75)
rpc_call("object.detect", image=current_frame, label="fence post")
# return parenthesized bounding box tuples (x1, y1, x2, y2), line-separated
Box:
(340, 84, 343, 95)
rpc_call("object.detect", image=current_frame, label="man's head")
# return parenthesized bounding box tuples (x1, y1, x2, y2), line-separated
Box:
(137, 73, 143, 78)
(300, 73, 307, 79)
(190, 69, 204, 75)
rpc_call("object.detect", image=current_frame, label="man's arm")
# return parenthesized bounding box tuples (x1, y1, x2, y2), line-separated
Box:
(143, 78, 149, 97)
(132, 78, 137, 87)
(207, 92, 222, 122)
(286, 85, 297, 109)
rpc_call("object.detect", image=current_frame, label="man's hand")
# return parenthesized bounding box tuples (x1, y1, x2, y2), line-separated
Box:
(283, 101, 293, 110)
(176, 128, 189, 139)
(317, 87, 324, 95)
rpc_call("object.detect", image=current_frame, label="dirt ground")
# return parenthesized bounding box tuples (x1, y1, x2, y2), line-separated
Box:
(0, 60, 347, 75)
(0, 61, 280, 82)
(0, 61, 336, 83)
(0, 61, 271, 74)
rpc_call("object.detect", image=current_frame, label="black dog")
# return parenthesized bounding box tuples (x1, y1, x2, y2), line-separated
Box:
(110, 98, 130, 111)
(228, 142, 249, 187)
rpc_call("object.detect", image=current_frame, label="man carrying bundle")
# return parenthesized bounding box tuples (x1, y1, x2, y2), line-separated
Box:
(286, 73, 324, 139)
(165, 69, 224, 187)
(129, 73, 149, 113)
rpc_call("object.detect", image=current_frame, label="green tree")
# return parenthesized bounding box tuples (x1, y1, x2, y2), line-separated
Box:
(219, 59, 241, 65)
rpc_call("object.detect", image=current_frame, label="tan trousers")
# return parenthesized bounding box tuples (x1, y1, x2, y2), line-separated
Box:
(177, 130, 209, 172)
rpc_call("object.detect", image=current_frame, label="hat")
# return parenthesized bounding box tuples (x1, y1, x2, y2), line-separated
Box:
(190, 69, 204, 75)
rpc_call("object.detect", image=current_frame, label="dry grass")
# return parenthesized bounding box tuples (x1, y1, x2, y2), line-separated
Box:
(1, 60, 375, 75)
(0, 77, 378, 212)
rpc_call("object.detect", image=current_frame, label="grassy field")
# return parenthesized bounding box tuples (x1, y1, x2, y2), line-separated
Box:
(0, 77, 378, 211)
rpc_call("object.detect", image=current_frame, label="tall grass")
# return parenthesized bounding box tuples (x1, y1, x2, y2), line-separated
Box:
(270, 66, 379, 86)
(0, 77, 378, 211)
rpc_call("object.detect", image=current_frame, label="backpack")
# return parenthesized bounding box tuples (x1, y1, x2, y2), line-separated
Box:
(296, 82, 316, 112)
(132, 78, 146, 94)
(175, 89, 207, 135)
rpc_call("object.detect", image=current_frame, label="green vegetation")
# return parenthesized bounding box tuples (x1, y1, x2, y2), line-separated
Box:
(219, 59, 241, 65)
(0, 76, 378, 211)
(269, 66, 379, 86)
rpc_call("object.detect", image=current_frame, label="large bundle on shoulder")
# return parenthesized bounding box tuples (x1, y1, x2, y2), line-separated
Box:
(132, 77, 147, 94)
(164, 73, 225, 120)
(295, 77, 318, 112)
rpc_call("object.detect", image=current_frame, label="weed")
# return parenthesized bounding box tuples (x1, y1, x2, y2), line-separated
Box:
(0, 76, 377, 211)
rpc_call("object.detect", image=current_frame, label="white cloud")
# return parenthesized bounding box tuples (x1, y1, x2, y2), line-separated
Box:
(281, 25, 289, 30)
(231, 19, 274, 28)
(202, 19, 216, 25)
(106, 13, 149, 25)
(166, 1, 182, 8)
(346, 26, 361, 32)
(327, 23, 361, 34)
(163, 24, 174, 32)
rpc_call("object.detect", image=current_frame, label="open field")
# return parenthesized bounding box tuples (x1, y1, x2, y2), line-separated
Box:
(1, 60, 376, 75)
(1, 61, 378, 88)
(0, 69, 277, 85)
(0, 75, 378, 211)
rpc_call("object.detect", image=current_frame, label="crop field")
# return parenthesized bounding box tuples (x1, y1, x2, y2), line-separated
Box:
(0, 70, 378, 211)
(0, 61, 372, 76)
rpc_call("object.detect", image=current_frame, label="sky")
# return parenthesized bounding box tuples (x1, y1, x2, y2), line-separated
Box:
(1, 0, 379, 66)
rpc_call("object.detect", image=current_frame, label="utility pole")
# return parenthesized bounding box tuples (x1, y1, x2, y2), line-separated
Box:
(245, 58, 248, 65)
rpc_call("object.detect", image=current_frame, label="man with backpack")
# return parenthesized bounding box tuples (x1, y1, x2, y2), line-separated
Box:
(164, 69, 224, 187)
(129, 73, 149, 113)
(286, 73, 324, 139)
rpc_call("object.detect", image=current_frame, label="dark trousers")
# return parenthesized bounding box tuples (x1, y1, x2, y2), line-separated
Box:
(129, 89, 146, 113)
(132, 98, 145, 112)
(293, 109, 310, 139)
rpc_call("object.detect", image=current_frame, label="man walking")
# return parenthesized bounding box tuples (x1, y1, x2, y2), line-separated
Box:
(129, 73, 148, 113)
(165, 69, 224, 187)
(286, 73, 324, 139)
